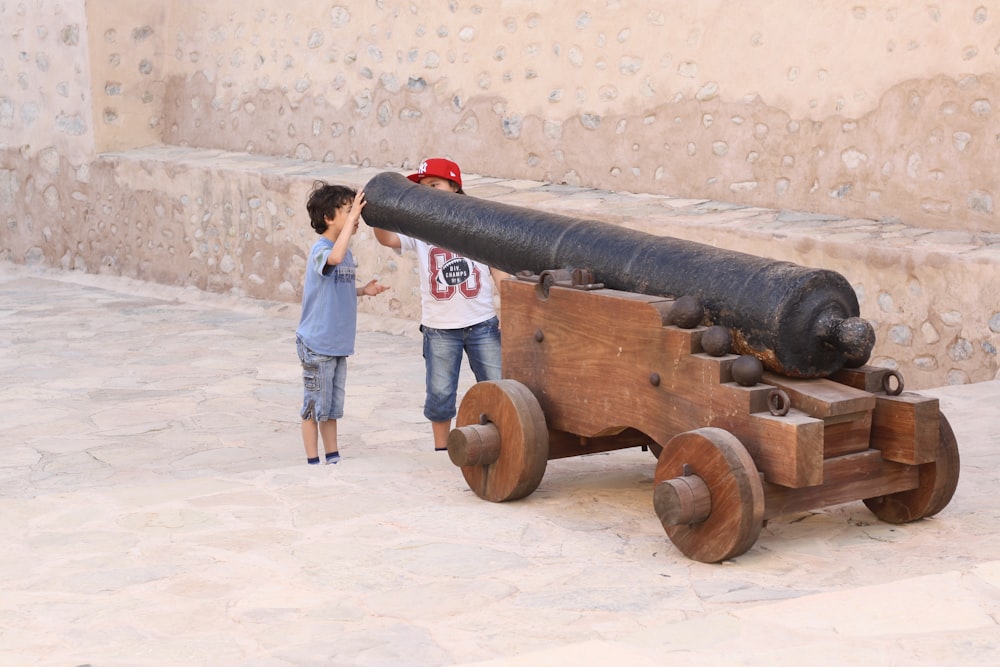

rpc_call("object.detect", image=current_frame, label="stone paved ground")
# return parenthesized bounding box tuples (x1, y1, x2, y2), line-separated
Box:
(1, 261, 998, 667)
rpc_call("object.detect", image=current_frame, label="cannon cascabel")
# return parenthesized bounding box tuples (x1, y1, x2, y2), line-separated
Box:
(362, 171, 875, 378)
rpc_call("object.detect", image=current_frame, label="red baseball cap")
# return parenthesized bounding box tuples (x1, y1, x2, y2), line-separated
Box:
(407, 158, 462, 189)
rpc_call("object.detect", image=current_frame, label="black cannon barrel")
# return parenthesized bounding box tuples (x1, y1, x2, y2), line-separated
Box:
(363, 171, 875, 378)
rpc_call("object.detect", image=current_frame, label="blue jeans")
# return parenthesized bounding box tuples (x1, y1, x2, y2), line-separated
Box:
(421, 317, 502, 422)
(297, 337, 347, 421)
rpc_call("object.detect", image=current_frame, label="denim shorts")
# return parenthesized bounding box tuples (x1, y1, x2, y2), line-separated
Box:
(421, 316, 502, 422)
(297, 337, 347, 422)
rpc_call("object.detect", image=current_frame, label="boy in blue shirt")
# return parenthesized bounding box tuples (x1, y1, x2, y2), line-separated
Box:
(296, 182, 388, 465)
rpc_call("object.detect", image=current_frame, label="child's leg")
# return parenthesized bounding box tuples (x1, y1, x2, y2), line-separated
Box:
(431, 420, 451, 450)
(319, 419, 338, 456)
(302, 418, 320, 460)
(322, 357, 345, 462)
(465, 317, 502, 382)
(297, 338, 339, 464)
(422, 327, 464, 450)
(298, 337, 322, 463)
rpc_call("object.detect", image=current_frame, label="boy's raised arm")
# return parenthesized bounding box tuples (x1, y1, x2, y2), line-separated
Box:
(327, 190, 366, 266)
(372, 227, 402, 249)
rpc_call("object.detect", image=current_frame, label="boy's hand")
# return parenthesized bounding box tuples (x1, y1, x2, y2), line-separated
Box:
(359, 278, 390, 297)
(349, 190, 367, 231)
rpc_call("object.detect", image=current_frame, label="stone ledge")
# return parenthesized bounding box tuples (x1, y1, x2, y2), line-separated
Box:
(91, 145, 999, 388)
(103, 145, 1000, 261)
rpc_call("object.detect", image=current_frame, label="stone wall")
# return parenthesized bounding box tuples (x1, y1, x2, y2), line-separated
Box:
(2, 1, 999, 388)
(87, 0, 1000, 232)
(0, 1, 93, 162)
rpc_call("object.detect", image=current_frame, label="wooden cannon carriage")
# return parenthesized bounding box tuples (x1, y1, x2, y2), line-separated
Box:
(363, 172, 960, 563)
(445, 270, 959, 562)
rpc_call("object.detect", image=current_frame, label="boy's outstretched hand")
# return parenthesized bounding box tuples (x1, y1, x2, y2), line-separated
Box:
(359, 278, 390, 297)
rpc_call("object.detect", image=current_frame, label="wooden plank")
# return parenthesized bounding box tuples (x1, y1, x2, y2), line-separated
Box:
(501, 281, 704, 444)
(546, 428, 650, 460)
(822, 411, 873, 458)
(713, 410, 825, 488)
(762, 373, 876, 417)
(820, 449, 886, 484)
(712, 381, 772, 415)
(871, 393, 940, 465)
(662, 324, 703, 356)
(686, 352, 736, 384)
(831, 365, 893, 393)
(763, 453, 920, 519)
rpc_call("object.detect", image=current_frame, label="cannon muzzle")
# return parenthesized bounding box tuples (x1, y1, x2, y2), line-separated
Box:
(363, 171, 874, 378)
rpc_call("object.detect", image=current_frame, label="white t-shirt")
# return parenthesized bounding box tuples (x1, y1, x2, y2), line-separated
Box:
(399, 235, 497, 329)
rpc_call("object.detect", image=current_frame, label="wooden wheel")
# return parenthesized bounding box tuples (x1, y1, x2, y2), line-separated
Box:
(449, 380, 548, 502)
(864, 412, 961, 523)
(653, 428, 764, 563)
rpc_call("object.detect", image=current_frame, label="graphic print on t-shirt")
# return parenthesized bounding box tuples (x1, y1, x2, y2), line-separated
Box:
(330, 263, 355, 283)
(428, 247, 482, 300)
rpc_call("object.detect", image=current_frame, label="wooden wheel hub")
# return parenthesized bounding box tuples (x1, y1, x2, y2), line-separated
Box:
(654, 472, 712, 526)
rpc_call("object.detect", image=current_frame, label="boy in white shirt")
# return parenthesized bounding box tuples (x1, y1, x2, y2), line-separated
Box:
(372, 159, 507, 451)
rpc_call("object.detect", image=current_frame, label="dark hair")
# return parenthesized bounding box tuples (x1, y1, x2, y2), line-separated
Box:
(306, 181, 356, 234)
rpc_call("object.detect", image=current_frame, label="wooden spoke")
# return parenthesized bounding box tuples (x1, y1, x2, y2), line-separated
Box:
(452, 380, 549, 502)
(863, 413, 961, 523)
(653, 428, 764, 563)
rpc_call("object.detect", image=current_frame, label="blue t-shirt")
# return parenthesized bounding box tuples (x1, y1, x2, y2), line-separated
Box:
(296, 237, 357, 356)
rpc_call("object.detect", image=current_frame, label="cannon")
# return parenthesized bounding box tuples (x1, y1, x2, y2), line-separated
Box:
(363, 172, 960, 563)
(363, 172, 875, 378)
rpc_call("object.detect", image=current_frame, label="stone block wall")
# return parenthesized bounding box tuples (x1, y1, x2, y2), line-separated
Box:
(87, 0, 1000, 232)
